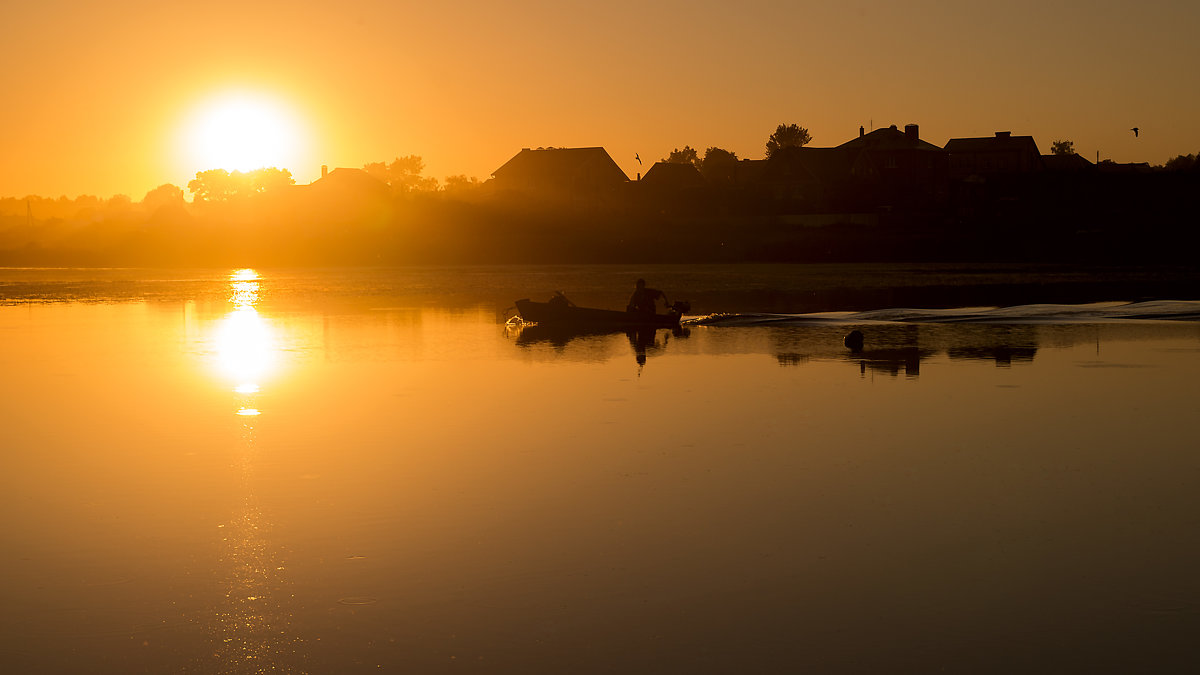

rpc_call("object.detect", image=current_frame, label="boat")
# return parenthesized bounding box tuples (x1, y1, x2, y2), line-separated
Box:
(514, 293, 690, 328)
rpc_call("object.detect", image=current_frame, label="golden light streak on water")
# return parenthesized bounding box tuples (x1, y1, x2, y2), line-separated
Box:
(214, 269, 278, 394)
(208, 269, 305, 673)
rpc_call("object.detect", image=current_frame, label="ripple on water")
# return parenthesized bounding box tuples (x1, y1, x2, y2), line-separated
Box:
(337, 596, 378, 606)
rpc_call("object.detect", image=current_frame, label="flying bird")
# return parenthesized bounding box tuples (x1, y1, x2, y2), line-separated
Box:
(635, 153, 642, 165)
(1131, 127, 1139, 137)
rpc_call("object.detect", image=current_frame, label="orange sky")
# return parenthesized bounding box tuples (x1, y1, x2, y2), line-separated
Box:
(3, 0, 1198, 199)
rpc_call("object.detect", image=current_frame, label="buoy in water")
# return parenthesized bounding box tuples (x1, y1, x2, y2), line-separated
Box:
(844, 329, 864, 352)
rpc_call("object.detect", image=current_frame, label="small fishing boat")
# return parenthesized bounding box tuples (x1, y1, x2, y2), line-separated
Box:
(515, 293, 690, 328)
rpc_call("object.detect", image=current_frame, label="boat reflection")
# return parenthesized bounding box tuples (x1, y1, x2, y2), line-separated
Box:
(510, 323, 690, 368)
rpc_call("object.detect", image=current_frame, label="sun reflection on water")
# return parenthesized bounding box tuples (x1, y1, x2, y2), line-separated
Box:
(208, 269, 304, 672)
(215, 269, 277, 394)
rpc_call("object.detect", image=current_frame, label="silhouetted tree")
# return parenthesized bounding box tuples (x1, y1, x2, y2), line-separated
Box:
(1164, 153, 1197, 171)
(363, 156, 439, 193)
(187, 168, 294, 203)
(249, 167, 295, 193)
(442, 174, 481, 194)
(664, 146, 701, 168)
(700, 147, 739, 183)
(188, 169, 240, 202)
(142, 183, 185, 210)
(1050, 139, 1075, 156)
(765, 123, 811, 158)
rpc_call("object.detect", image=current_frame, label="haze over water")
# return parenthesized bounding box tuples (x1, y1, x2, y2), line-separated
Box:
(2, 265, 1199, 673)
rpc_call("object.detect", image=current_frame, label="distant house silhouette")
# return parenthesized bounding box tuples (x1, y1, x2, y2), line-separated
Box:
(837, 124, 946, 179)
(309, 167, 391, 198)
(835, 124, 948, 208)
(296, 167, 392, 227)
(757, 146, 857, 205)
(489, 147, 629, 200)
(945, 131, 1043, 178)
(1041, 152, 1095, 172)
(719, 124, 946, 212)
(641, 161, 706, 190)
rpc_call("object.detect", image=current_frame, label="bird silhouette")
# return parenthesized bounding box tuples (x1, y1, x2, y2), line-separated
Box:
(1131, 127, 1139, 137)
(635, 153, 642, 165)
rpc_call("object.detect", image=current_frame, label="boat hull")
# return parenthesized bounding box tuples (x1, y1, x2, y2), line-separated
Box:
(515, 299, 682, 328)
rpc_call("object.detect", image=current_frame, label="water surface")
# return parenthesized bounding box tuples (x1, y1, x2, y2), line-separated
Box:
(1, 266, 1198, 673)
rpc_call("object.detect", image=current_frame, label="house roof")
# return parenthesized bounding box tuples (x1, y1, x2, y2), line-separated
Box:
(641, 161, 705, 188)
(307, 167, 391, 197)
(1041, 153, 1095, 171)
(836, 125, 944, 152)
(491, 147, 629, 185)
(944, 133, 1041, 155)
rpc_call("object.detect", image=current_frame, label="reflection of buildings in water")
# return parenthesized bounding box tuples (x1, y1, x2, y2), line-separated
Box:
(942, 324, 1039, 367)
(777, 347, 931, 378)
(946, 345, 1038, 366)
(851, 347, 929, 378)
(771, 323, 1042, 377)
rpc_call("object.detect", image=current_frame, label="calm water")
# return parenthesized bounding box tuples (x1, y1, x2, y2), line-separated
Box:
(2, 266, 1199, 673)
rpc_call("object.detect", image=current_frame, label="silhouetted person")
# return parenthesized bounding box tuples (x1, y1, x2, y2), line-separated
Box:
(627, 278, 666, 315)
(1131, 127, 1139, 137)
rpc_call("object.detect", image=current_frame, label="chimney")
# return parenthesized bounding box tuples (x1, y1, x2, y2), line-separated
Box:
(905, 124, 919, 140)
(321, 164, 328, 178)
(995, 131, 1011, 139)
(859, 125, 865, 138)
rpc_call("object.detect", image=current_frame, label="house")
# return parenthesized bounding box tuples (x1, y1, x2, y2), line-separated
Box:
(837, 124, 947, 180)
(1042, 153, 1095, 172)
(489, 147, 629, 199)
(834, 124, 949, 208)
(759, 146, 857, 204)
(292, 167, 393, 227)
(944, 131, 1043, 178)
(640, 161, 706, 190)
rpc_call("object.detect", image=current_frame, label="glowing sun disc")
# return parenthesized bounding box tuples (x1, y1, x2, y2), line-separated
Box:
(180, 91, 308, 173)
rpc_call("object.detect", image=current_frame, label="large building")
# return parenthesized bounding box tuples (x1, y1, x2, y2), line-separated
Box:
(489, 147, 628, 199)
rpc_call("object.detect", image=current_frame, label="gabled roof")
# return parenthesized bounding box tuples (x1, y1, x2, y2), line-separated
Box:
(306, 167, 391, 199)
(944, 132, 1041, 155)
(641, 161, 706, 188)
(491, 147, 629, 186)
(1042, 153, 1095, 171)
(836, 126, 943, 152)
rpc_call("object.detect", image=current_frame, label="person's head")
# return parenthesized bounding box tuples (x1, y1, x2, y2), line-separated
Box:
(636, 278, 646, 288)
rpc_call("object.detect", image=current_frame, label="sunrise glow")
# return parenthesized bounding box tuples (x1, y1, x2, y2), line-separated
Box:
(179, 92, 309, 175)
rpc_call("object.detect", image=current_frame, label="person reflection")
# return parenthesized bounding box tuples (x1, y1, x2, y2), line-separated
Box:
(627, 326, 688, 369)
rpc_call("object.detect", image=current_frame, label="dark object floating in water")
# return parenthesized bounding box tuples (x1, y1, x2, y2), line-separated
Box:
(844, 329, 864, 352)
(515, 293, 689, 328)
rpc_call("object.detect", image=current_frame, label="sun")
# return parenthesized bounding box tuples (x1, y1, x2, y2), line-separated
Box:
(179, 91, 309, 175)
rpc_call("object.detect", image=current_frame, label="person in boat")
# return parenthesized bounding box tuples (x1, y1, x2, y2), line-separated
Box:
(627, 278, 667, 315)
